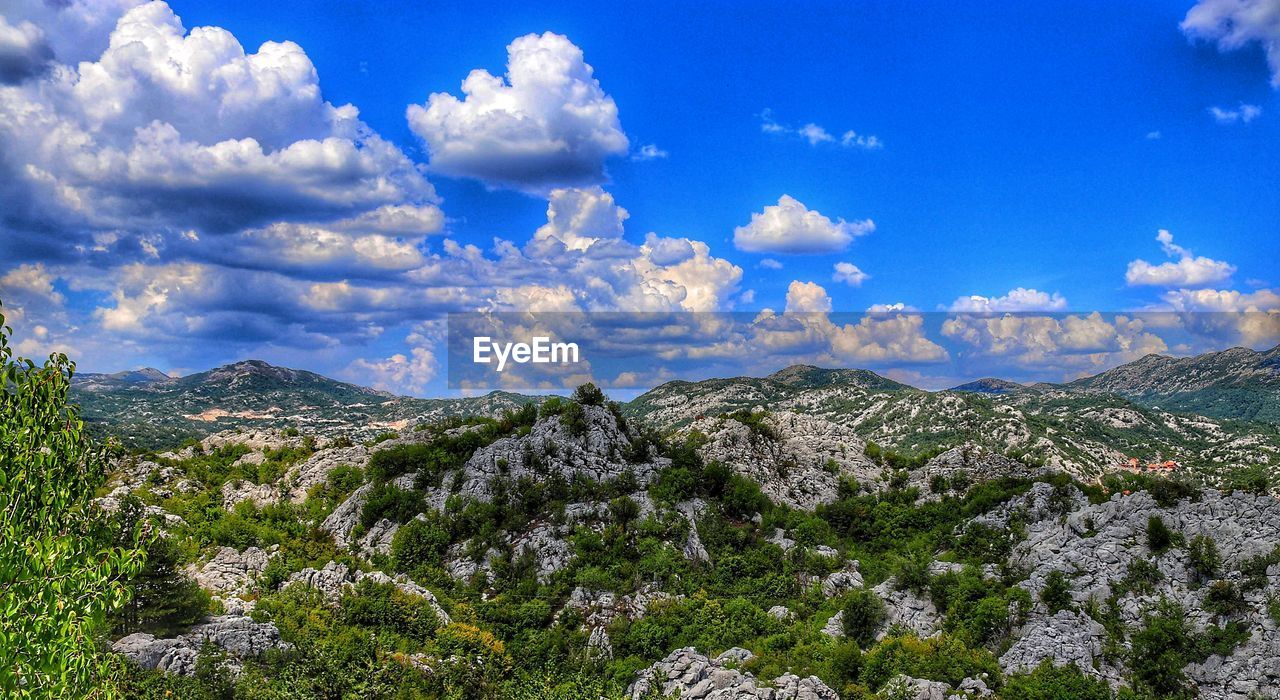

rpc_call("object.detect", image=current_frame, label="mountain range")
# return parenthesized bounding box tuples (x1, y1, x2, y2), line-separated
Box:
(74, 346, 1280, 481)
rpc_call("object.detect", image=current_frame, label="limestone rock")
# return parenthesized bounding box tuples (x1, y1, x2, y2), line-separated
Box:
(626, 647, 838, 699)
(112, 615, 289, 676)
(189, 546, 275, 596)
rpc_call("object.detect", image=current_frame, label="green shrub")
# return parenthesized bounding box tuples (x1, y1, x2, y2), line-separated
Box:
(1186, 535, 1221, 582)
(390, 513, 451, 574)
(859, 634, 1000, 691)
(1003, 659, 1113, 700)
(842, 588, 887, 647)
(572, 382, 606, 406)
(1146, 516, 1176, 555)
(360, 484, 426, 529)
(1202, 580, 1246, 619)
(1041, 569, 1074, 614)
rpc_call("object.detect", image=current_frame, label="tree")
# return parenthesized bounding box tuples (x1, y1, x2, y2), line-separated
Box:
(109, 496, 208, 637)
(841, 588, 887, 648)
(572, 382, 606, 407)
(0, 313, 145, 697)
(1041, 569, 1074, 614)
(1187, 535, 1221, 582)
(1146, 516, 1175, 554)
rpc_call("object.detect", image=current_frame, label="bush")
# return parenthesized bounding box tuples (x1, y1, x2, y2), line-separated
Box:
(1187, 535, 1221, 582)
(842, 588, 887, 647)
(1202, 580, 1246, 618)
(1146, 516, 1176, 555)
(1041, 569, 1074, 614)
(1003, 659, 1113, 700)
(390, 513, 451, 573)
(572, 382, 606, 406)
(560, 400, 588, 438)
(859, 634, 1000, 691)
(338, 579, 440, 645)
(360, 484, 426, 529)
(1120, 558, 1163, 596)
(321, 465, 362, 496)
(892, 546, 933, 595)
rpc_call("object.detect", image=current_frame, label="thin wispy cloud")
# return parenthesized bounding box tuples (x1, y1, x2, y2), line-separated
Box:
(760, 109, 882, 150)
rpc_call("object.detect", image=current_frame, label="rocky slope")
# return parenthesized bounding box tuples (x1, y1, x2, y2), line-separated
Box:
(1065, 345, 1280, 423)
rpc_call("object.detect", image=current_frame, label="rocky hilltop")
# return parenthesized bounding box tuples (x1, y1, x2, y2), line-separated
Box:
(1066, 345, 1280, 423)
(97, 372, 1280, 698)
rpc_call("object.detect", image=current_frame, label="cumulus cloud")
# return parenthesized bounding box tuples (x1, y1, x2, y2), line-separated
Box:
(760, 109, 882, 150)
(1209, 103, 1263, 123)
(0, 0, 439, 259)
(344, 347, 438, 394)
(1182, 0, 1280, 87)
(832, 262, 869, 287)
(758, 258, 783, 270)
(740, 281, 948, 364)
(407, 32, 628, 192)
(734, 195, 874, 254)
(943, 312, 1168, 374)
(1161, 287, 1280, 347)
(948, 288, 1068, 312)
(1125, 230, 1236, 287)
(531, 186, 628, 252)
(0, 14, 53, 84)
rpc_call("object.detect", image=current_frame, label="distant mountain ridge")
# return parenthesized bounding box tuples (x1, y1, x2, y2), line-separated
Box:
(72, 359, 537, 450)
(75, 344, 1280, 452)
(1064, 345, 1280, 423)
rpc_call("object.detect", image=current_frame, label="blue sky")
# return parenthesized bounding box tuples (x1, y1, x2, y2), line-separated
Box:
(0, 0, 1277, 394)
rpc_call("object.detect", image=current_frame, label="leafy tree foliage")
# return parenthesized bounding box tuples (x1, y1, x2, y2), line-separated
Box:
(841, 588, 887, 648)
(1041, 569, 1074, 614)
(0, 314, 145, 697)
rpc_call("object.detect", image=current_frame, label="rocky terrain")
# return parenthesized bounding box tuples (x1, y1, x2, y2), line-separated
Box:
(80, 350, 1280, 698)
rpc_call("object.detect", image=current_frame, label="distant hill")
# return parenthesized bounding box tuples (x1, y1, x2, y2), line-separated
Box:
(947, 378, 1026, 395)
(1063, 345, 1280, 423)
(627, 361, 1280, 481)
(72, 359, 538, 450)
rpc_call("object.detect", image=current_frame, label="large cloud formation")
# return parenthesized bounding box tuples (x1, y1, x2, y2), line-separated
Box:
(1182, 0, 1280, 87)
(0, 0, 441, 268)
(407, 32, 629, 193)
(734, 195, 874, 254)
(1125, 230, 1236, 288)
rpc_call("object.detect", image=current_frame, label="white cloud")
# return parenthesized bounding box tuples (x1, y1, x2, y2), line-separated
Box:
(632, 144, 668, 161)
(1182, 0, 1280, 87)
(344, 347, 438, 394)
(734, 195, 874, 254)
(1160, 287, 1280, 347)
(758, 258, 783, 270)
(832, 261, 869, 287)
(0, 1, 438, 252)
(1209, 103, 1263, 123)
(745, 281, 947, 364)
(531, 186, 628, 252)
(1, 1, 145, 80)
(942, 312, 1168, 373)
(406, 32, 628, 192)
(948, 287, 1068, 312)
(760, 109, 882, 150)
(0, 14, 52, 84)
(1125, 229, 1236, 287)
(1146, 130, 1162, 140)
(0, 263, 64, 305)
